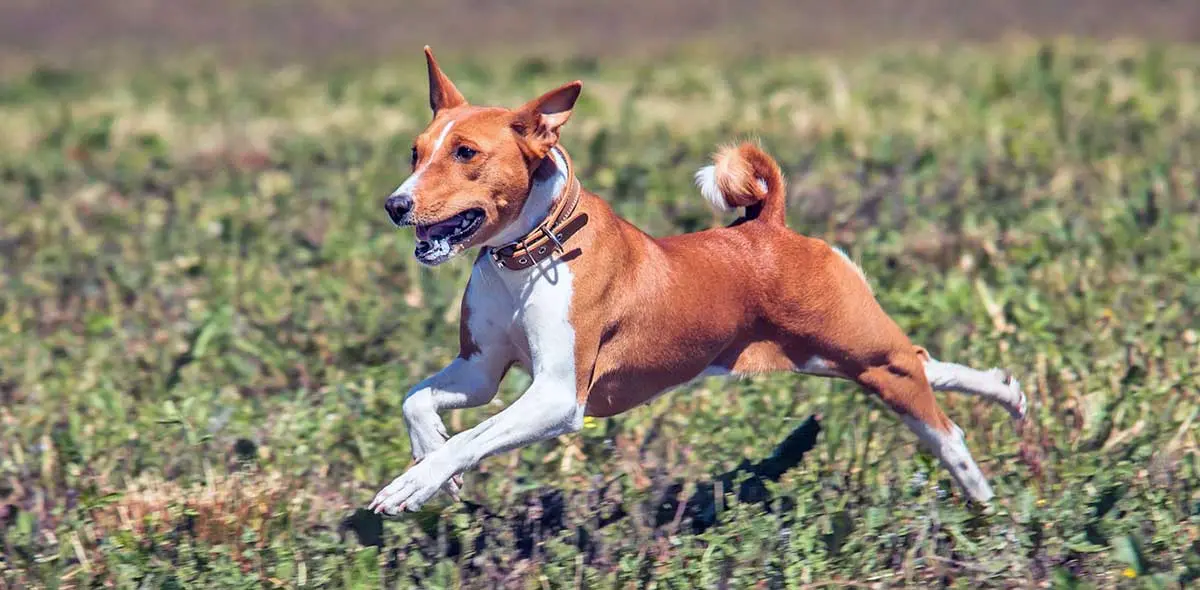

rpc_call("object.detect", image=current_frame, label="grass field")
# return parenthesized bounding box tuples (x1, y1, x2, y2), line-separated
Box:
(2, 39, 1199, 588)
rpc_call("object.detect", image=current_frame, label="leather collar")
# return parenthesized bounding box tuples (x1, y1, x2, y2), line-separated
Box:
(489, 146, 588, 271)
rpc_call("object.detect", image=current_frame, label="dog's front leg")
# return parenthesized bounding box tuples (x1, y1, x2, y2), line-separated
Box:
(371, 376, 583, 515)
(403, 354, 509, 462)
(400, 352, 511, 500)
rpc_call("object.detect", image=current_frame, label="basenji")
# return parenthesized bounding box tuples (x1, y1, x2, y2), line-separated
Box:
(369, 47, 1027, 515)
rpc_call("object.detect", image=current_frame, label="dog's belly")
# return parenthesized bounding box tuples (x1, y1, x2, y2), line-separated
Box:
(582, 333, 849, 417)
(582, 355, 845, 417)
(583, 362, 724, 417)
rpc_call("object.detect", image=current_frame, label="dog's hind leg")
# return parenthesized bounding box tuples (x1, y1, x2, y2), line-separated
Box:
(855, 350, 995, 503)
(914, 347, 1027, 421)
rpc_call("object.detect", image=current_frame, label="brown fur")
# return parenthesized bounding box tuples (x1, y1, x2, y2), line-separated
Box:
(415, 47, 955, 441)
(710, 143, 787, 224)
(363, 49, 1025, 513)
(562, 181, 950, 434)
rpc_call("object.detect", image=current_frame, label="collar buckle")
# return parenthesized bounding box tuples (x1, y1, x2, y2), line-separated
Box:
(540, 226, 566, 252)
(491, 147, 584, 271)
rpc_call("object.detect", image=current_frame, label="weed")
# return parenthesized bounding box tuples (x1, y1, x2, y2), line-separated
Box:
(1, 40, 1198, 588)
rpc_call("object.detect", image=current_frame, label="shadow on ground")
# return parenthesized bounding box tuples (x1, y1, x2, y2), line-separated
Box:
(341, 415, 823, 578)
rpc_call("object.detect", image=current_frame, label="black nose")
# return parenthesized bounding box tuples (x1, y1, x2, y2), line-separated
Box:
(384, 194, 413, 224)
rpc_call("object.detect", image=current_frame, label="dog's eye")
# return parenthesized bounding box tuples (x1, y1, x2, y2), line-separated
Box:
(454, 145, 478, 162)
(410, 146, 418, 166)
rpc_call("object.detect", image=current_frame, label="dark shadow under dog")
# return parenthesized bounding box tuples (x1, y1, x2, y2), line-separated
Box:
(342, 414, 822, 567)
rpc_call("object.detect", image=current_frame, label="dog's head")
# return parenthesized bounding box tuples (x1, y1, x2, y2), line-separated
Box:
(384, 46, 583, 266)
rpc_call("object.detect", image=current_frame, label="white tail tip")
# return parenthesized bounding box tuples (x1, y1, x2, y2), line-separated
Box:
(694, 165, 731, 212)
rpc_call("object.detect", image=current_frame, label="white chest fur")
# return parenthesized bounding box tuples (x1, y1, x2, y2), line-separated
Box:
(368, 147, 588, 515)
(467, 146, 578, 384)
(471, 255, 577, 386)
(371, 253, 584, 515)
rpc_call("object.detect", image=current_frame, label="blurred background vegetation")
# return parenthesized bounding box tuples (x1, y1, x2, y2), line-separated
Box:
(2, 0, 1200, 68)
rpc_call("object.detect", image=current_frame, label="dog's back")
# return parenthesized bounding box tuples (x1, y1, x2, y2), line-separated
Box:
(577, 144, 916, 414)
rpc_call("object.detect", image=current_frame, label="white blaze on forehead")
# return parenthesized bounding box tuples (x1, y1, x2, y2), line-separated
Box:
(390, 119, 457, 199)
(431, 119, 457, 154)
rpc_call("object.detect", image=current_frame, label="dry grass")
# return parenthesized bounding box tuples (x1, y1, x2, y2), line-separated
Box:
(92, 471, 307, 547)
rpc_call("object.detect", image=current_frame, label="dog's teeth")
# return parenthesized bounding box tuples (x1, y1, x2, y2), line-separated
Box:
(459, 218, 470, 229)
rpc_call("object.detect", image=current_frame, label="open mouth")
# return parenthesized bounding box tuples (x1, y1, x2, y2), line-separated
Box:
(416, 208, 484, 245)
(412, 208, 484, 265)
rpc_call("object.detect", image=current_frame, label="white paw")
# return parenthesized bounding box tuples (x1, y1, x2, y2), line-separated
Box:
(409, 438, 463, 501)
(368, 460, 459, 516)
(1000, 370, 1028, 422)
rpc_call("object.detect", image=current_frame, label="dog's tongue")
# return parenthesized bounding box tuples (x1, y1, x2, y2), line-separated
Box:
(416, 216, 461, 241)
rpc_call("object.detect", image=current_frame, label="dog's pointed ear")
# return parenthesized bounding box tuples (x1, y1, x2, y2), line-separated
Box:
(512, 80, 583, 158)
(424, 46, 467, 113)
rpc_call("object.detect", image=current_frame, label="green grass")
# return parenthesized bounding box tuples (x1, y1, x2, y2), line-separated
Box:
(2, 40, 1199, 588)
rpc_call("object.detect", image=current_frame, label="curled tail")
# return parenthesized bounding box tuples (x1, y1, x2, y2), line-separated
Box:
(693, 142, 787, 225)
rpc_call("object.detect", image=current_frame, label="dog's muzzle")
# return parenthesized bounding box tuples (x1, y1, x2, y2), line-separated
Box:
(385, 194, 414, 226)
